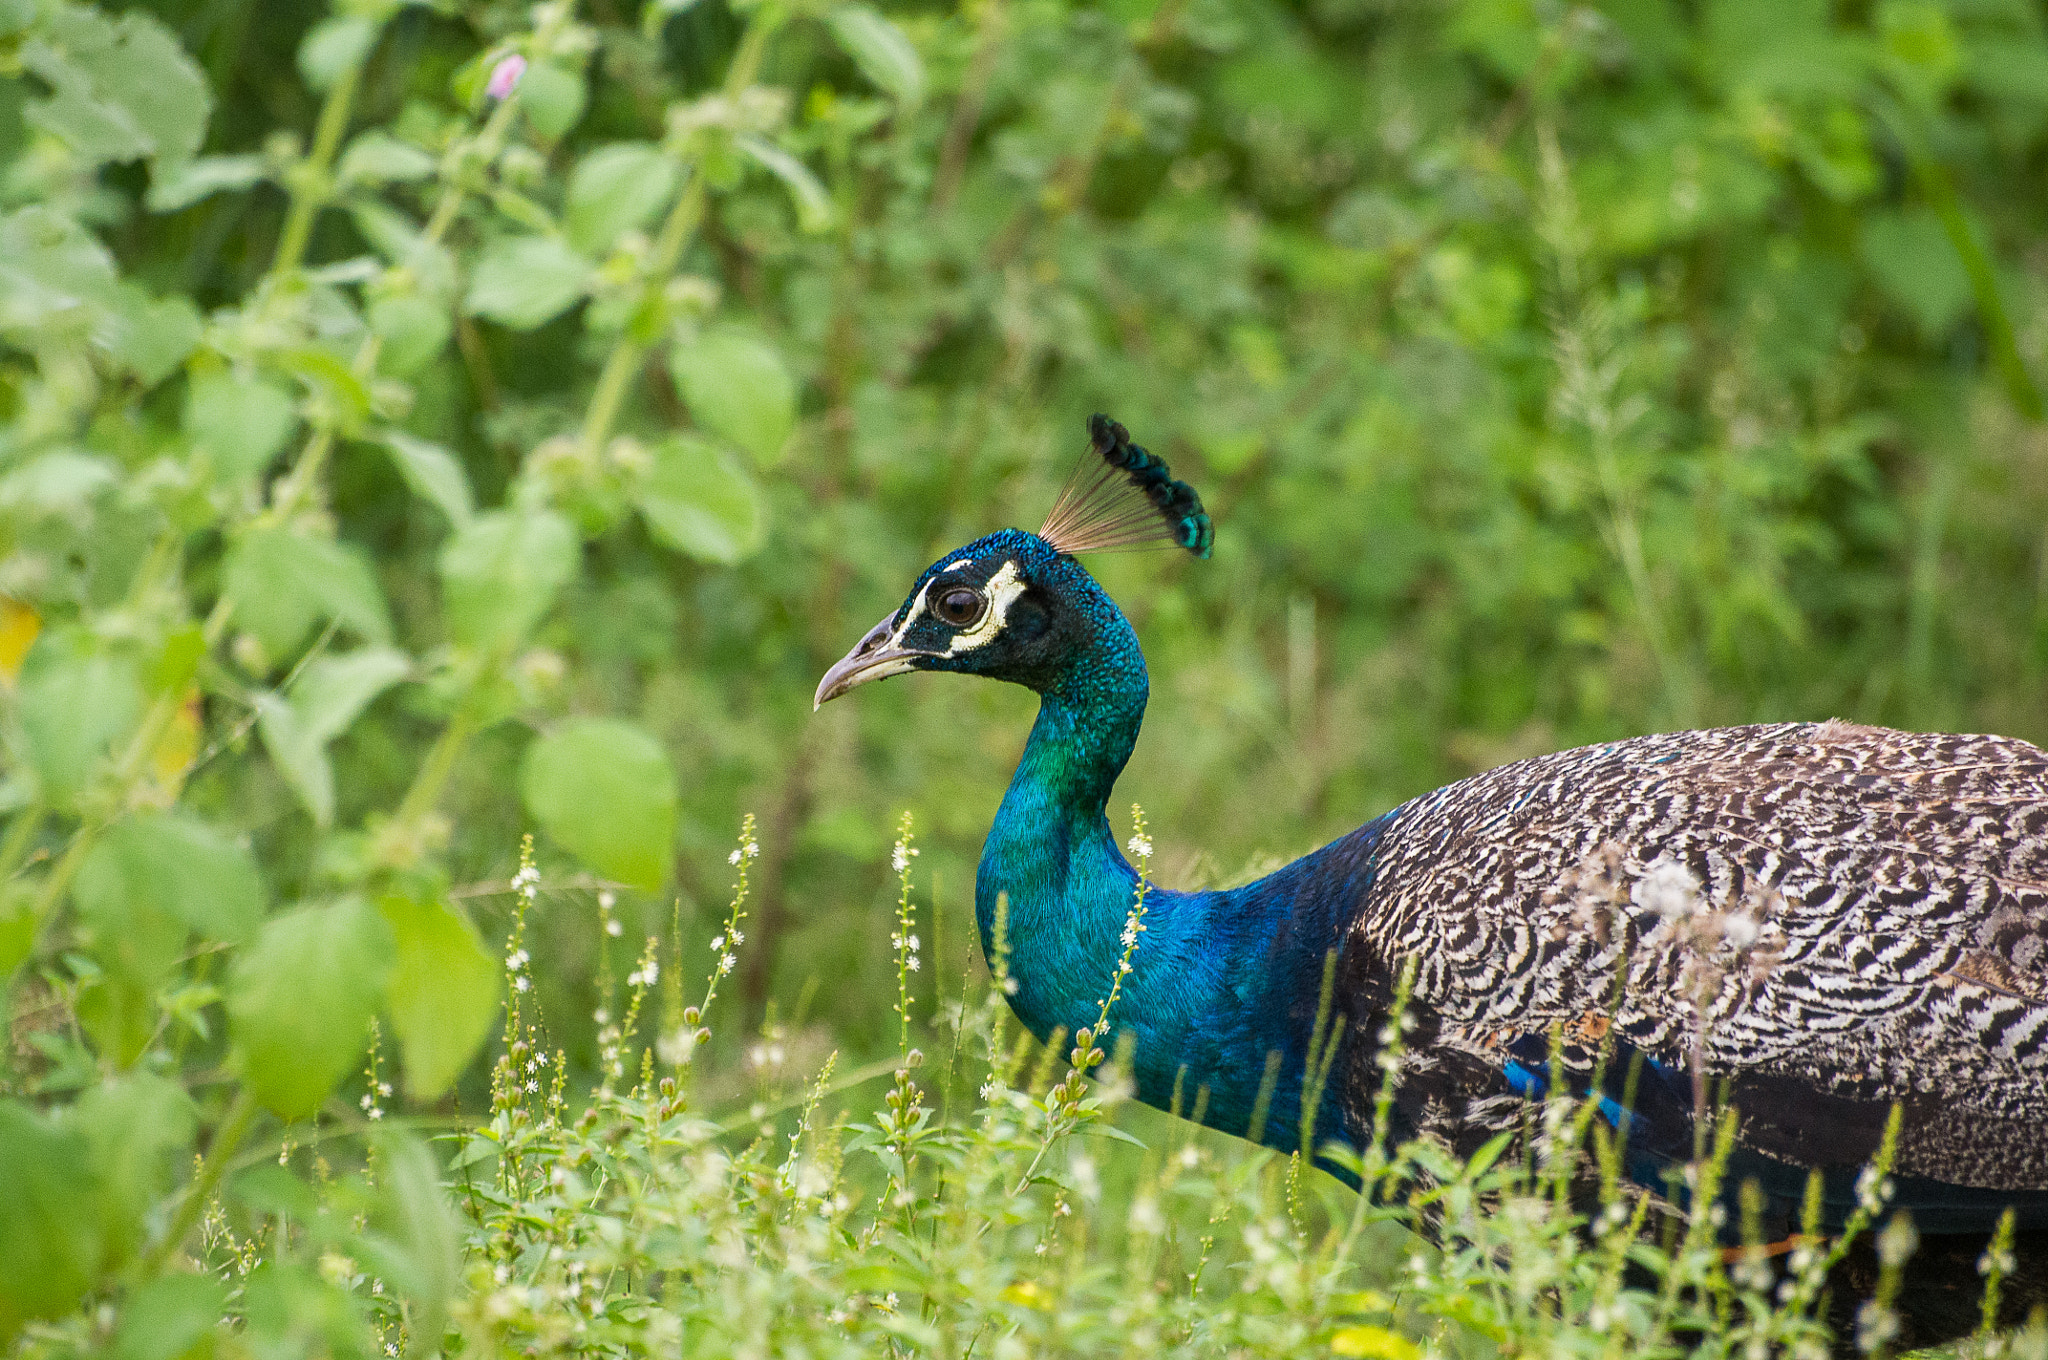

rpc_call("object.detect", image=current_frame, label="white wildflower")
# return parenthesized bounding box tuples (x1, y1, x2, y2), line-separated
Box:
(1127, 833, 1153, 860)
(1878, 1214, 1919, 1268)
(1633, 859, 1702, 923)
(597, 890, 615, 910)
(729, 849, 743, 866)
(719, 952, 736, 975)
(605, 918, 622, 937)
(514, 975, 530, 993)
(1855, 1164, 1894, 1213)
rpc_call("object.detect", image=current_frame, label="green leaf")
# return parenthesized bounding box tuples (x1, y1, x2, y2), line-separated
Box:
(113, 1272, 226, 1360)
(275, 345, 373, 435)
(519, 717, 677, 891)
(636, 436, 768, 564)
(464, 234, 591, 330)
(0, 883, 36, 979)
(106, 286, 200, 386)
(229, 899, 395, 1120)
(439, 509, 577, 653)
(19, 7, 211, 176)
(69, 1073, 196, 1271)
(1329, 1325, 1422, 1360)
(337, 130, 435, 187)
(74, 810, 266, 970)
(349, 200, 457, 300)
(738, 134, 833, 233)
(74, 970, 157, 1069)
(223, 525, 392, 661)
(230, 1163, 320, 1219)
(642, 0, 706, 37)
(297, 14, 380, 93)
(186, 370, 299, 484)
(0, 1100, 100, 1338)
(0, 451, 117, 518)
(377, 430, 472, 525)
(0, 206, 120, 341)
(241, 1261, 368, 1359)
(825, 6, 926, 105)
(145, 153, 266, 213)
(296, 648, 412, 743)
(367, 293, 451, 376)
(259, 648, 411, 825)
(1861, 208, 1972, 337)
(666, 331, 797, 465)
(517, 59, 586, 139)
(378, 893, 499, 1100)
(565, 142, 679, 255)
(16, 631, 144, 808)
(355, 1129, 459, 1343)
(253, 696, 333, 830)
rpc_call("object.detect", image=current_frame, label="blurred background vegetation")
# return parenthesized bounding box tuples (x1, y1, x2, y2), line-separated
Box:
(3, 0, 2048, 1339)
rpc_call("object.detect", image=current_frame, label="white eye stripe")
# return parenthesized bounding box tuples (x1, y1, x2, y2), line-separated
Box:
(885, 591, 930, 649)
(945, 559, 974, 571)
(945, 560, 1025, 654)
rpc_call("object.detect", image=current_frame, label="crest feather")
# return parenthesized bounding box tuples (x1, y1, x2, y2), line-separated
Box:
(1038, 415, 1214, 558)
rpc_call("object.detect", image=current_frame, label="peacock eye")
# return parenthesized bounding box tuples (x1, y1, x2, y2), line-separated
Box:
(932, 585, 987, 628)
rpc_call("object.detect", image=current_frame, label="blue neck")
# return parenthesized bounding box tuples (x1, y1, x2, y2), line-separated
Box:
(973, 616, 1388, 1160)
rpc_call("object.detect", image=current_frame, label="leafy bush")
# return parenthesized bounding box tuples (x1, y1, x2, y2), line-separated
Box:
(4, 0, 2048, 1351)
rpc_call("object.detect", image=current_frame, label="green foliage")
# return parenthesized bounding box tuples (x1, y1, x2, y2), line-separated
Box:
(0, 1100, 100, 1335)
(3, 0, 2048, 1349)
(518, 716, 678, 890)
(378, 890, 500, 1100)
(229, 900, 395, 1119)
(668, 330, 797, 466)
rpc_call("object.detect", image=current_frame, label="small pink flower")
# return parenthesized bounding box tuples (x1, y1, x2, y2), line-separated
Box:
(486, 53, 527, 100)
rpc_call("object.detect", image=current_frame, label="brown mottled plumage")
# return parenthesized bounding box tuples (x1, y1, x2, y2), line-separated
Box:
(1345, 721, 2048, 1198)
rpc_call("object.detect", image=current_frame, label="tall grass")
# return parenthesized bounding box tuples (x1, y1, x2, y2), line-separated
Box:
(162, 818, 2040, 1360)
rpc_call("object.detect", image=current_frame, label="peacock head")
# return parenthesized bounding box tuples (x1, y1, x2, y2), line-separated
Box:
(814, 416, 1211, 709)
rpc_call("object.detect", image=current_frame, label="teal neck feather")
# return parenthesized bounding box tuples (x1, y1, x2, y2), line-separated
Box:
(972, 583, 1380, 1159)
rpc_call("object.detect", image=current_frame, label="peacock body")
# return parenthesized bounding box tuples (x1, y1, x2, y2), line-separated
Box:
(815, 417, 2048, 1304)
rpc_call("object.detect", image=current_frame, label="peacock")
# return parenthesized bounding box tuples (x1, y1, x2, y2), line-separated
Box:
(814, 415, 2048, 1341)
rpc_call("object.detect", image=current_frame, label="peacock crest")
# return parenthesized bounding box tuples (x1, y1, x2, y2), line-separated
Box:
(1039, 414, 1213, 558)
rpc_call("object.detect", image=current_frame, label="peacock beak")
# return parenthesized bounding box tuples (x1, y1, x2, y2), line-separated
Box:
(814, 612, 924, 710)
